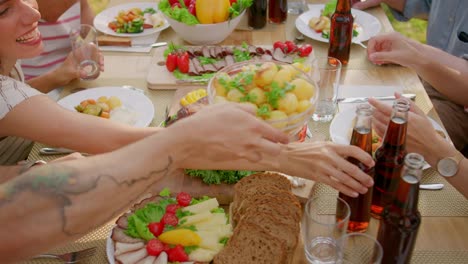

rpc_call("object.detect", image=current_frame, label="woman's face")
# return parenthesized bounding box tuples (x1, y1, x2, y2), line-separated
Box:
(0, 0, 42, 61)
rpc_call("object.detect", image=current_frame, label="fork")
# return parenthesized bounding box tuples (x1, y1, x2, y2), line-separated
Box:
(33, 247, 97, 263)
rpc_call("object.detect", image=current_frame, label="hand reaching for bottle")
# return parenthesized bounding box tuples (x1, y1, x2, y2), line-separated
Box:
(367, 32, 423, 67)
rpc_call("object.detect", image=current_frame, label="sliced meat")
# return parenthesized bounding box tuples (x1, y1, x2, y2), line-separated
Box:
(115, 242, 145, 256)
(209, 46, 217, 58)
(186, 47, 197, 58)
(224, 55, 235, 66)
(215, 46, 224, 58)
(115, 247, 147, 264)
(112, 227, 144, 244)
(201, 63, 217, 73)
(136, 255, 156, 264)
(223, 46, 233, 56)
(260, 54, 273, 61)
(272, 48, 293, 63)
(188, 59, 200, 76)
(116, 212, 131, 229)
(202, 46, 211, 58)
(213, 59, 226, 71)
(192, 58, 205, 74)
(265, 49, 273, 56)
(154, 252, 168, 264)
(256, 47, 265, 55)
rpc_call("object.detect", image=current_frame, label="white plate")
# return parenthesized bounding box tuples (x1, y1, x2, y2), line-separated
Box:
(94, 2, 170, 37)
(57, 86, 154, 127)
(295, 4, 382, 43)
(329, 110, 449, 145)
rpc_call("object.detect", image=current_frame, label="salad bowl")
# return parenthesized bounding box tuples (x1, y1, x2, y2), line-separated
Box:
(163, 10, 245, 45)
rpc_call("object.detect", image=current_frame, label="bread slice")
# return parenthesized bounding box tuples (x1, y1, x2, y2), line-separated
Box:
(241, 211, 299, 260)
(97, 35, 131, 47)
(213, 221, 287, 264)
(231, 185, 290, 218)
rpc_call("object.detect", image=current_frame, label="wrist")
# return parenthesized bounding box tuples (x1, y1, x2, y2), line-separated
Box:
(423, 136, 456, 167)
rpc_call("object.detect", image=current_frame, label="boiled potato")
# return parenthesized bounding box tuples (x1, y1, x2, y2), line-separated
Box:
(272, 68, 293, 88)
(282, 64, 300, 77)
(226, 89, 244, 102)
(97, 96, 108, 103)
(248, 87, 266, 105)
(254, 62, 278, 87)
(296, 99, 312, 113)
(292, 62, 311, 73)
(213, 73, 231, 97)
(278, 93, 299, 114)
(291, 78, 315, 100)
(108, 96, 122, 110)
(266, 110, 288, 129)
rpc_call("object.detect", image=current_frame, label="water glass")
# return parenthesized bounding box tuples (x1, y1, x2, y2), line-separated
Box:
(69, 24, 100, 81)
(288, 0, 308, 15)
(338, 233, 383, 264)
(311, 57, 342, 122)
(302, 195, 350, 264)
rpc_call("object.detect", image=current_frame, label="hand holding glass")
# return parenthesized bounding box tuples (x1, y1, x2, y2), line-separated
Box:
(69, 25, 100, 81)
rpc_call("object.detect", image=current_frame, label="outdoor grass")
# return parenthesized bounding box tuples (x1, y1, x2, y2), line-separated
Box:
(88, 0, 427, 43)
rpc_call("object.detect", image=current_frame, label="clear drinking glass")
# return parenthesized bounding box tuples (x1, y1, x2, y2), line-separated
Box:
(302, 195, 350, 264)
(338, 233, 383, 264)
(288, 0, 308, 15)
(311, 57, 342, 122)
(69, 24, 100, 81)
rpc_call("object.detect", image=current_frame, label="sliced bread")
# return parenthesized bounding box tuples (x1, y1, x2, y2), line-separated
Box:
(234, 172, 292, 201)
(213, 221, 287, 264)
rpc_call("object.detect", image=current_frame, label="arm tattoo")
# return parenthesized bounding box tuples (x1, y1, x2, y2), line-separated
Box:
(0, 157, 173, 236)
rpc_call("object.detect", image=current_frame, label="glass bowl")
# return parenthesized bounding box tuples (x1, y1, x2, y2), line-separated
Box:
(207, 60, 319, 141)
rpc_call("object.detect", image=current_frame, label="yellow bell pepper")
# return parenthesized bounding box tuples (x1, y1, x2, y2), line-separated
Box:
(196, 0, 231, 24)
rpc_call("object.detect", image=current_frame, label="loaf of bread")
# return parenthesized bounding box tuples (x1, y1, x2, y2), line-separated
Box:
(213, 221, 288, 264)
(97, 35, 131, 47)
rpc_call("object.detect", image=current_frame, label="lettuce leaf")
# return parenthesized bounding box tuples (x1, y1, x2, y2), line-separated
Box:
(159, 0, 199, 25)
(322, 0, 338, 17)
(185, 169, 257, 184)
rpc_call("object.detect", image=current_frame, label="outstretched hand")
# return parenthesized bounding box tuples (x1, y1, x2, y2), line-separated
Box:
(367, 32, 422, 67)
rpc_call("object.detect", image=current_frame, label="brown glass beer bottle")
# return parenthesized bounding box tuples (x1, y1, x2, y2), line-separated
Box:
(338, 104, 374, 232)
(268, 0, 287, 24)
(328, 0, 353, 65)
(371, 98, 410, 219)
(377, 153, 424, 264)
(248, 0, 267, 29)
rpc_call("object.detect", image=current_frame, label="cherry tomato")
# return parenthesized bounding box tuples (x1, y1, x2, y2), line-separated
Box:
(184, 0, 191, 7)
(284, 41, 297, 53)
(148, 222, 164, 237)
(188, 3, 196, 16)
(166, 204, 181, 214)
(146, 239, 165, 256)
(166, 53, 178, 72)
(169, 0, 180, 6)
(177, 52, 190, 74)
(298, 44, 313, 57)
(273, 41, 287, 52)
(168, 245, 189, 262)
(162, 213, 179, 226)
(176, 192, 192, 206)
(230, 0, 238, 5)
(163, 243, 171, 253)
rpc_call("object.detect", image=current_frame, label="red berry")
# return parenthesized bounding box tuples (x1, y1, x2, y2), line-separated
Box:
(163, 243, 171, 253)
(162, 213, 178, 226)
(168, 245, 189, 262)
(166, 204, 181, 214)
(273, 41, 287, 52)
(298, 44, 313, 57)
(148, 222, 164, 237)
(284, 41, 297, 53)
(176, 192, 192, 206)
(146, 239, 165, 256)
(166, 53, 178, 72)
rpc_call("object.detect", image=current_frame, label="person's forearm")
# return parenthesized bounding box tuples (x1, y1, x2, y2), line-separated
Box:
(0, 165, 23, 184)
(26, 70, 65, 93)
(80, 0, 95, 25)
(407, 43, 468, 105)
(420, 137, 468, 199)
(0, 129, 189, 263)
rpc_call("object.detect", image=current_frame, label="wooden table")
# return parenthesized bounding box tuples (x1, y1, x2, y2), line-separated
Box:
(25, 0, 468, 263)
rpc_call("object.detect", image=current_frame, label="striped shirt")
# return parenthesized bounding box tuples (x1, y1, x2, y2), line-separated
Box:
(0, 64, 42, 165)
(20, 2, 80, 80)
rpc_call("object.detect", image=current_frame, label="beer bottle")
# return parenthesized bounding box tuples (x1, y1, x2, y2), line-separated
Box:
(268, 0, 287, 24)
(338, 104, 374, 232)
(248, 0, 267, 29)
(377, 153, 424, 264)
(328, 0, 354, 65)
(371, 98, 410, 219)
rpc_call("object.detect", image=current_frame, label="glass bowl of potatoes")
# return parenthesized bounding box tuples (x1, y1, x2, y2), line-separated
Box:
(207, 60, 319, 141)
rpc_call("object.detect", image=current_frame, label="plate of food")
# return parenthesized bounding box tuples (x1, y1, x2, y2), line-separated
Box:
(106, 190, 233, 264)
(295, 4, 382, 44)
(94, 2, 170, 37)
(57, 86, 154, 127)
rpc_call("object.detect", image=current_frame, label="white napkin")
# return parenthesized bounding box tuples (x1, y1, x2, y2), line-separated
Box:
(99, 32, 160, 53)
(337, 85, 404, 113)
